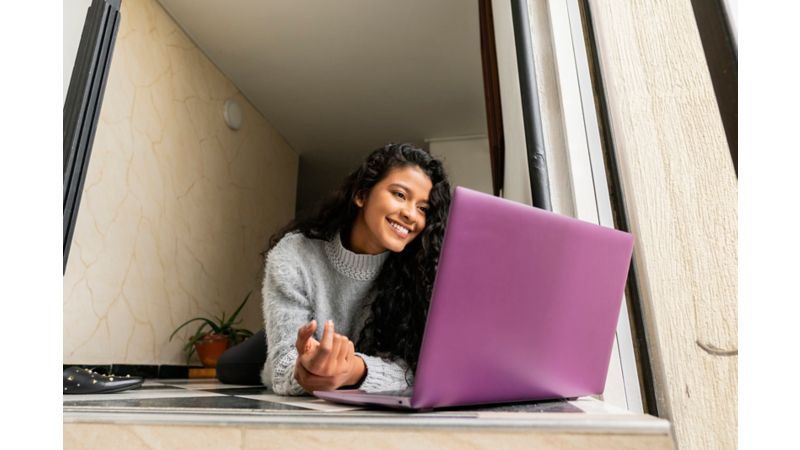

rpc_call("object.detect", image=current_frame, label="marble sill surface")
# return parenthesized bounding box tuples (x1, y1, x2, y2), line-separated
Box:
(64, 380, 670, 435)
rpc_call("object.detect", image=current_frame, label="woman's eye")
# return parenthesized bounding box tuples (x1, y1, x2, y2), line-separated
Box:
(418, 206, 428, 214)
(394, 191, 405, 199)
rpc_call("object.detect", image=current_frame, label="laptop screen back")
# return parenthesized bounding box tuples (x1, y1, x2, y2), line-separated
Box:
(411, 187, 633, 409)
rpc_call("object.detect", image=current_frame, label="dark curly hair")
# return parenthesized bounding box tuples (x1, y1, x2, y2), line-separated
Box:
(263, 143, 451, 379)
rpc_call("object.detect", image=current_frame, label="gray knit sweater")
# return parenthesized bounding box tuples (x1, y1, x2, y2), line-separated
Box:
(260, 231, 414, 395)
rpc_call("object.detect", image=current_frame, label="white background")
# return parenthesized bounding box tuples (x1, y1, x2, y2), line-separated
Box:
(0, 0, 792, 447)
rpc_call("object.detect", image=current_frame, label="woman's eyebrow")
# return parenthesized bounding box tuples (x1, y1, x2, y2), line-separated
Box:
(389, 183, 414, 193)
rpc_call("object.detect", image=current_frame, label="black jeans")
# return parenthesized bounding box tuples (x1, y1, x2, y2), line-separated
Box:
(216, 329, 268, 385)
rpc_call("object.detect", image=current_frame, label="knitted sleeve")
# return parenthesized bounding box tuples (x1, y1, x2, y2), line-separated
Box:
(354, 352, 414, 393)
(261, 240, 311, 396)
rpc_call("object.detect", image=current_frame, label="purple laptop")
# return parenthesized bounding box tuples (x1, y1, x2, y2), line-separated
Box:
(314, 186, 634, 410)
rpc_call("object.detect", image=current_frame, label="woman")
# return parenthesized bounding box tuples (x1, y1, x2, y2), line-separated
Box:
(216, 143, 451, 395)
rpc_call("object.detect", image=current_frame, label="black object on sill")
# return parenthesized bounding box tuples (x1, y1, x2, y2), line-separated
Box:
(63, 366, 144, 395)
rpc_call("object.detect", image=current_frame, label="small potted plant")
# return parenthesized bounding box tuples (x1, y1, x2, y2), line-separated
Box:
(169, 291, 255, 367)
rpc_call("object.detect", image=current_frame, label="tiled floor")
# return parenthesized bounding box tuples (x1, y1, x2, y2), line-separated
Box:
(63, 378, 589, 417)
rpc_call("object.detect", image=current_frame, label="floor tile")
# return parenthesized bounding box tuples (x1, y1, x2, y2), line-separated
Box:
(66, 395, 305, 410)
(64, 389, 225, 402)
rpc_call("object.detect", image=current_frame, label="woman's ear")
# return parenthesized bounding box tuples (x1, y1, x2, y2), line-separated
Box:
(354, 191, 365, 208)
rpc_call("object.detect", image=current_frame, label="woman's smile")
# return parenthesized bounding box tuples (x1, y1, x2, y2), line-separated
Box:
(387, 218, 411, 238)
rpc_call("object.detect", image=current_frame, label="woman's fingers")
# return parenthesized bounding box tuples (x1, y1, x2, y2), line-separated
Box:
(317, 333, 344, 374)
(332, 335, 348, 364)
(294, 358, 339, 392)
(297, 320, 356, 378)
(294, 336, 356, 392)
(294, 360, 324, 390)
(334, 336, 352, 363)
(320, 320, 335, 354)
(295, 320, 317, 354)
(307, 336, 353, 377)
(309, 320, 335, 369)
(345, 339, 355, 363)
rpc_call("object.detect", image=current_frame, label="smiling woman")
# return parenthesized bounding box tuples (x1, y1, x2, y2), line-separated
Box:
(216, 143, 452, 394)
(349, 166, 433, 254)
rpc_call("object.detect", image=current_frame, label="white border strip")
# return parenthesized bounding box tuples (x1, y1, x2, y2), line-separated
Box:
(64, 410, 670, 434)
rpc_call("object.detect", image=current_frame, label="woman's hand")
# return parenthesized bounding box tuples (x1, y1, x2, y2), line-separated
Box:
(293, 320, 366, 392)
(294, 320, 321, 357)
(296, 320, 354, 377)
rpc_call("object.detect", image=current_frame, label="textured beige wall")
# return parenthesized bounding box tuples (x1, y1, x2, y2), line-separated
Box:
(429, 137, 493, 195)
(586, 0, 737, 448)
(63, 0, 298, 365)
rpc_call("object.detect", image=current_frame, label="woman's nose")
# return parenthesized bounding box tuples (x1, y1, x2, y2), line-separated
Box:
(400, 205, 416, 222)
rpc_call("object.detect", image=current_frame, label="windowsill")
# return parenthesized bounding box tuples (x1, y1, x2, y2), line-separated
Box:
(64, 379, 672, 439)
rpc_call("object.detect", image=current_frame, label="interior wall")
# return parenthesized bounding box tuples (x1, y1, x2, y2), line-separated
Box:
(63, 0, 299, 365)
(428, 137, 492, 195)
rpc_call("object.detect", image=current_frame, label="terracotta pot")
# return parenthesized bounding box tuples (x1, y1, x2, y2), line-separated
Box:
(194, 334, 230, 368)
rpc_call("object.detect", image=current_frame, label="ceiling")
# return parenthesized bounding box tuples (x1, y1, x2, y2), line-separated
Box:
(157, 0, 488, 211)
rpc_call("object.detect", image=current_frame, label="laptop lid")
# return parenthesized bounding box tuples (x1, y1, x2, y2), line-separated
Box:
(410, 186, 633, 409)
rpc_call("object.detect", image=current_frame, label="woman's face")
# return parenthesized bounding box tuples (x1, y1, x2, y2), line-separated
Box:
(349, 165, 434, 254)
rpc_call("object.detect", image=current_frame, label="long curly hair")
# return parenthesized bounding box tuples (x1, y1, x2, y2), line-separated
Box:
(263, 143, 451, 377)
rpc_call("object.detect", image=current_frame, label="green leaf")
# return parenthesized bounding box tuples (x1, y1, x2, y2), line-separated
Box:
(226, 291, 251, 326)
(170, 290, 255, 354)
(169, 317, 217, 341)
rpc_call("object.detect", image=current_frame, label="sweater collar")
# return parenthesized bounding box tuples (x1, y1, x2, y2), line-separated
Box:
(324, 230, 390, 281)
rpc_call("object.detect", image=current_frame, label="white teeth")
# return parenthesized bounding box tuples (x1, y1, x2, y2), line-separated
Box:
(389, 220, 409, 235)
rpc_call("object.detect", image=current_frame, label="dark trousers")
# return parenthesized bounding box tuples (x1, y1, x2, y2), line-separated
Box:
(216, 329, 267, 385)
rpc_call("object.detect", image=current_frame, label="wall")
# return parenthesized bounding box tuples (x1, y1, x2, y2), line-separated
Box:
(428, 137, 492, 195)
(63, 0, 299, 365)
(587, 0, 737, 448)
